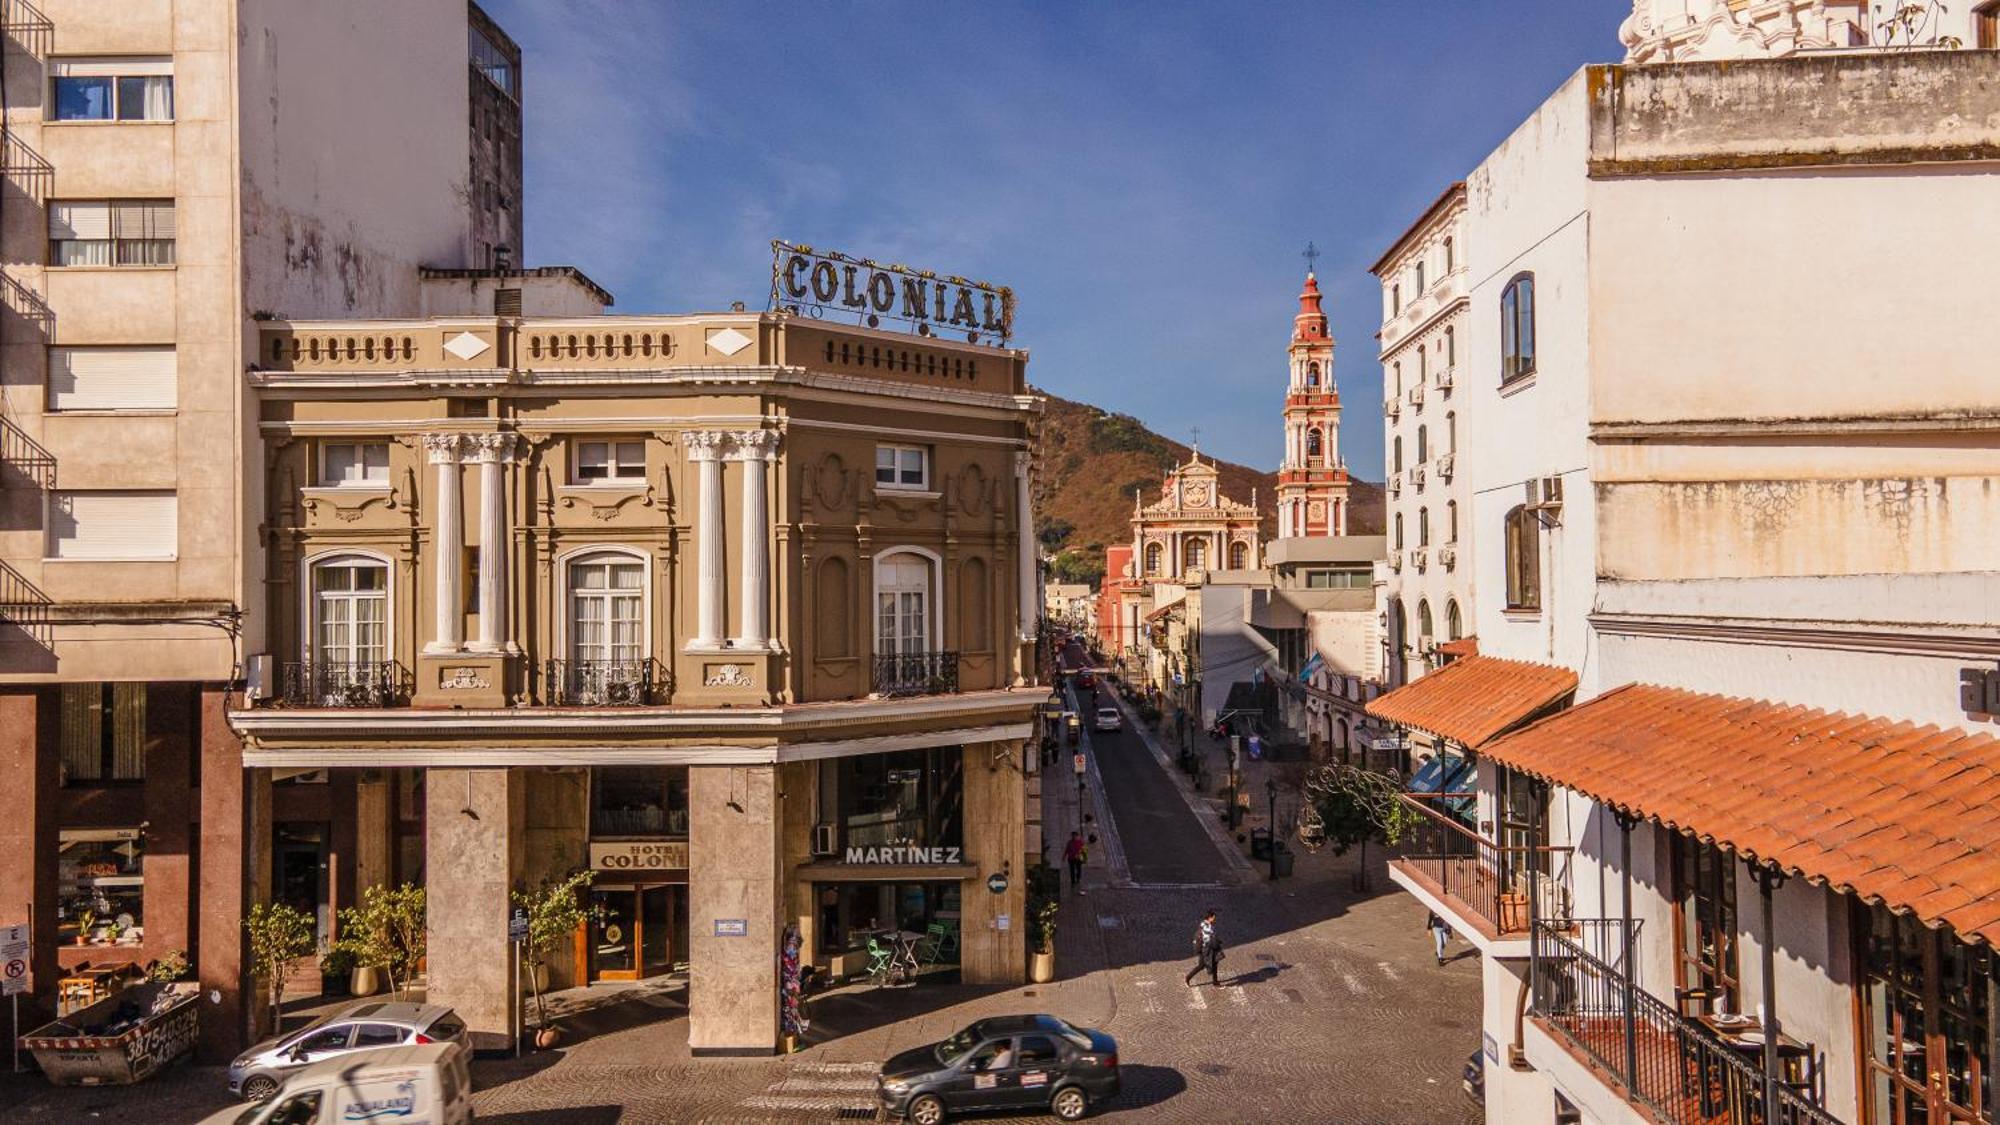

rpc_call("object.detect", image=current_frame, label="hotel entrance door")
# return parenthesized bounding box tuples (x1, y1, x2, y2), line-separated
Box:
(586, 885, 684, 982)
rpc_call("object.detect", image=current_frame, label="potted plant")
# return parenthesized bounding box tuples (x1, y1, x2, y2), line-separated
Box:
(245, 901, 317, 1032)
(511, 871, 597, 1049)
(74, 908, 95, 946)
(1026, 868, 1059, 983)
(334, 884, 426, 1002)
(319, 944, 358, 996)
(148, 948, 192, 983)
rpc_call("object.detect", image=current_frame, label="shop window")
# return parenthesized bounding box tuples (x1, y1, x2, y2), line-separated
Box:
(59, 827, 144, 945)
(1673, 836, 1740, 1014)
(835, 747, 963, 853)
(59, 682, 145, 784)
(814, 879, 961, 958)
(592, 765, 689, 837)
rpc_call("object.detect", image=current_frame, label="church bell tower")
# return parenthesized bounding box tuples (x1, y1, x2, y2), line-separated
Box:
(1275, 270, 1350, 538)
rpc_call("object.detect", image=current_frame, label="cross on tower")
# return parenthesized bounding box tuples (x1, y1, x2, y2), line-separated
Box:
(1189, 426, 1200, 459)
(1301, 241, 1321, 274)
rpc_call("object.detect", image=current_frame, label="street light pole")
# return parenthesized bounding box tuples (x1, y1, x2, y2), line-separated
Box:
(1267, 779, 1279, 880)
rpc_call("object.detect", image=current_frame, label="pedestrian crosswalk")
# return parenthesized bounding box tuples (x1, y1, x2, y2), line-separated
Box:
(1119, 951, 1424, 1016)
(739, 1061, 879, 1115)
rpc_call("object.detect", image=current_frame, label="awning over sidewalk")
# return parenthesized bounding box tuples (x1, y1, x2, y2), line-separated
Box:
(1482, 683, 2000, 945)
(1364, 654, 1577, 748)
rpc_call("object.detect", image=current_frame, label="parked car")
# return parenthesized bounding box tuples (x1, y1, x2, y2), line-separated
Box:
(1075, 671, 1095, 690)
(1094, 707, 1122, 732)
(200, 1042, 471, 1125)
(878, 1014, 1118, 1123)
(227, 1001, 466, 1101)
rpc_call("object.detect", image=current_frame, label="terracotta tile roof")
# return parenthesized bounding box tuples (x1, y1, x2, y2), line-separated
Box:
(1364, 654, 1577, 748)
(1437, 637, 1479, 659)
(1482, 683, 2000, 945)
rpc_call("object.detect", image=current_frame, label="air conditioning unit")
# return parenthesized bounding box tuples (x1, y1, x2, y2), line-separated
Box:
(1388, 473, 1402, 496)
(245, 653, 275, 701)
(1384, 398, 1400, 419)
(1435, 367, 1454, 389)
(812, 823, 837, 857)
(1540, 476, 1565, 509)
(1407, 383, 1425, 407)
(1412, 548, 1427, 571)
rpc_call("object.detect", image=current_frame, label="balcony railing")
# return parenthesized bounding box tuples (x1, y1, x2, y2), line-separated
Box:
(544, 658, 655, 706)
(872, 650, 960, 698)
(1391, 793, 1572, 937)
(591, 807, 689, 837)
(280, 661, 406, 708)
(1531, 923, 1834, 1125)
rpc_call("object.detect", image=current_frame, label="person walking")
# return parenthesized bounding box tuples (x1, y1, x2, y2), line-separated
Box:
(1184, 908, 1223, 987)
(1427, 909, 1453, 965)
(1063, 830, 1088, 896)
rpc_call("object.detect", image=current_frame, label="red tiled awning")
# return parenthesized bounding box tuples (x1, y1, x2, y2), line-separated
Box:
(1482, 683, 2000, 945)
(1364, 654, 1577, 748)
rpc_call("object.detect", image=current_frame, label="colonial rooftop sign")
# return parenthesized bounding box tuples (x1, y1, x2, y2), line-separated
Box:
(770, 240, 1014, 346)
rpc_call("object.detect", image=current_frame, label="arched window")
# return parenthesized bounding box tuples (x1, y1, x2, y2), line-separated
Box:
(1392, 283, 1402, 316)
(1446, 411, 1457, 452)
(1417, 599, 1434, 649)
(1306, 361, 1320, 387)
(1306, 428, 1323, 461)
(1444, 326, 1456, 368)
(1505, 505, 1542, 611)
(1418, 345, 1427, 386)
(1446, 600, 1463, 641)
(568, 553, 644, 667)
(1419, 507, 1430, 546)
(1444, 237, 1454, 273)
(311, 555, 387, 668)
(1393, 435, 1403, 473)
(1501, 273, 1536, 383)
(1185, 537, 1207, 572)
(1391, 600, 1407, 653)
(1416, 425, 1428, 464)
(1144, 542, 1162, 576)
(1393, 362, 1402, 397)
(876, 551, 933, 657)
(1229, 541, 1248, 569)
(1393, 512, 1404, 549)
(1447, 500, 1458, 543)
(1415, 261, 1426, 292)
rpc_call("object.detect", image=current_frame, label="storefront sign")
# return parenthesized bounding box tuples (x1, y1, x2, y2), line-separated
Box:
(842, 845, 963, 865)
(589, 840, 689, 872)
(770, 240, 1015, 345)
(986, 873, 1008, 895)
(713, 919, 747, 938)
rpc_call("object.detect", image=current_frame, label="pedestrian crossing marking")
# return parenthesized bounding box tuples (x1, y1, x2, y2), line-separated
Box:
(1186, 984, 1209, 1010)
(1341, 972, 1367, 995)
(1377, 960, 1403, 983)
(1227, 985, 1250, 1007)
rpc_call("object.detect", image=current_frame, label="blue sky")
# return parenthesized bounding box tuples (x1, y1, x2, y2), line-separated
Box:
(482, 1, 1627, 477)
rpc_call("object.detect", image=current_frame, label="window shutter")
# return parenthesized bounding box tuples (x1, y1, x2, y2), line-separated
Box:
(48, 347, 176, 410)
(111, 200, 175, 240)
(46, 491, 177, 560)
(49, 201, 111, 240)
(50, 57, 173, 77)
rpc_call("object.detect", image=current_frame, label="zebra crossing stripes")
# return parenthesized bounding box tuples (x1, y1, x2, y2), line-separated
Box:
(739, 1061, 879, 1114)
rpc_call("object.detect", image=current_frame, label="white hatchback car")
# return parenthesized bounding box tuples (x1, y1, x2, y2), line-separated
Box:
(1094, 707, 1122, 732)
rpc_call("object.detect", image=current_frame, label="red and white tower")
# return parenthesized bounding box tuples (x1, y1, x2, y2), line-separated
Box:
(1275, 272, 1351, 538)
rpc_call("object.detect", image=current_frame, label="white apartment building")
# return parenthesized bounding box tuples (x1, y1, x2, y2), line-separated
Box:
(1370, 46, 2000, 1125)
(1372, 184, 1472, 689)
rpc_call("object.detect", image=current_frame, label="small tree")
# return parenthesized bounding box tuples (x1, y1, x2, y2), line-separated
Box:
(510, 871, 596, 1030)
(335, 883, 427, 1001)
(245, 902, 316, 1030)
(1301, 763, 1423, 889)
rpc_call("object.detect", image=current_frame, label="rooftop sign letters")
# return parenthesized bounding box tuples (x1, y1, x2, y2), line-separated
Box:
(770, 240, 1014, 346)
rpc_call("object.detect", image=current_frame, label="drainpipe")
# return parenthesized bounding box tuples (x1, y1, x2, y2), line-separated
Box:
(1757, 864, 1787, 1122)
(1615, 810, 1639, 1099)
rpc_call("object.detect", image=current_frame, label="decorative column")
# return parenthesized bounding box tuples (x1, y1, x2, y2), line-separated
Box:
(424, 434, 466, 652)
(1015, 451, 1036, 640)
(729, 430, 780, 649)
(682, 431, 730, 649)
(468, 433, 518, 652)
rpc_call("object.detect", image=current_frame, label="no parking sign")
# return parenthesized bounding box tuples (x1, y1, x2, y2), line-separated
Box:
(1, 924, 27, 996)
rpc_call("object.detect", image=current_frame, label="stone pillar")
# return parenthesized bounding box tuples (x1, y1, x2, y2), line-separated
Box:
(959, 739, 1027, 985)
(470, 433, 517, 652)
(682, 431, 729, 649)
(424, 434, 466, 653)
(730, 430, 780, 649)
(198, 688, 271, 1062)
(143, 684, 195, 968)
(687, 764, 782, 1055)
(425, 767, 525, 1052)
(353, 775, 395, 895)
(0, 689, 57, 1021)
(1014, 451, 1035, 640)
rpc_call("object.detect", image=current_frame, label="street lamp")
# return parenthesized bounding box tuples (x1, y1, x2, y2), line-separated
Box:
(1266, 778, 1280, 880)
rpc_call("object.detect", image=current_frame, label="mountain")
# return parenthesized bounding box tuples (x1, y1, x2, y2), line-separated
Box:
(1029, 387, 1385, 586)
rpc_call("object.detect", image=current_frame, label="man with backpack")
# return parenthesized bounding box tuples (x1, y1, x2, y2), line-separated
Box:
(1184, 907, 1223, 987)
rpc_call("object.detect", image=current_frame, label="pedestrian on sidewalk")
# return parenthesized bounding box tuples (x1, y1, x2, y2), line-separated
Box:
(1184, 908, 1223, 987)
(1427, 910, 1453, 965)
(1063, 830, 1088, 896)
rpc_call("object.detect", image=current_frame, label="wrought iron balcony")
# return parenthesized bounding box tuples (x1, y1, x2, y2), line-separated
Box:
(1389, 793, 1571, 937)
(279, 661, 406, 708)
(1531, 922, 1834, 1124)
(544, 658, 655, 706)
(872, 650, 960, 698)
(1, 413, 56, 490)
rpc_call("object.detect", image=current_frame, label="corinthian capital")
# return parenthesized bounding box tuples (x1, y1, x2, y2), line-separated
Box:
(680, 429, 731, 462)
(423, 433, 466, 464)
(1014, 450, 1033, 479)
(465, 432, 520, 463)
(727, 429, 782, 462)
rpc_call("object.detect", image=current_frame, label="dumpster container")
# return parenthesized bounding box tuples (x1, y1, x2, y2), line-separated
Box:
(23, 981, 199, 1086)
(1272, 846, 1296, 878)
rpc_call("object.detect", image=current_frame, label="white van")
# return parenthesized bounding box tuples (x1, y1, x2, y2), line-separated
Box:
(197, 1042, 472, 1125)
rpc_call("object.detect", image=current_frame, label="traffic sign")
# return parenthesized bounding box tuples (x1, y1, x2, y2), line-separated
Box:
(1, 924, 28, 997)
(507, 907, 529, 943)
(1072, 753, 1085, 776)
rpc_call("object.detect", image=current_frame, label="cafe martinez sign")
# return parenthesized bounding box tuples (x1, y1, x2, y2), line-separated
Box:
(844, 845, 964, 865)
(769, 240, 1015, 346)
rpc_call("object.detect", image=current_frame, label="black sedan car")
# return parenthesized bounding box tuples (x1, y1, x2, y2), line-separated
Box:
(877, 1014, 1119, 1123)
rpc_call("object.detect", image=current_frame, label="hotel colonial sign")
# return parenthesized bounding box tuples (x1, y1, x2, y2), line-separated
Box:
(770, 240, 1015, 346)
(590, 840, 689, 872)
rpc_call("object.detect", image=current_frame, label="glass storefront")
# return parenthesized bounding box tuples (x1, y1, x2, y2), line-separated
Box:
(813, 880, 961, 963)
(587, 884, 685, 982)
(830, 747, 963, 852)
(58, 828, 144, 945)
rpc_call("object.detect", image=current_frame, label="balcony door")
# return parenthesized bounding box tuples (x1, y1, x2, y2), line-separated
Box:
(1672, 836, 1740, 1016)
(569, 555, 644, 667)
(876, 553, 930, 658)
(1862, 903, 1994, 1124)
(313, 558, 386, 667)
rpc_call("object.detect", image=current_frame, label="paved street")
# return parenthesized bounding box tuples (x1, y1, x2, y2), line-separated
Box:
(1, 662, 1480, 1125)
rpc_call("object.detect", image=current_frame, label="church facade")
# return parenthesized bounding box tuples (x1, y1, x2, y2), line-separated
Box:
(1274, 273, 1352, 539)
(1130, 455, 1260, 581)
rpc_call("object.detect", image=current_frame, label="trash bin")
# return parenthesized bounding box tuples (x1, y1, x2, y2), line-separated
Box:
(1272, 846, 1295, 878)
(1250, 828, 1273, 861)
